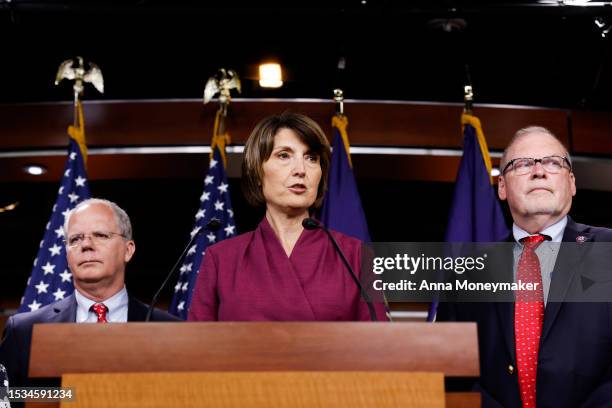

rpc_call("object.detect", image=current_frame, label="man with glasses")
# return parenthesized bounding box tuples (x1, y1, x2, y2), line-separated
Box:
(0, 198, 177, 388)
(442, 127, 612, 407)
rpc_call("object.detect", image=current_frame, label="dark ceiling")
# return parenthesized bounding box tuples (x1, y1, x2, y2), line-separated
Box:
(1, 0, 612, 110)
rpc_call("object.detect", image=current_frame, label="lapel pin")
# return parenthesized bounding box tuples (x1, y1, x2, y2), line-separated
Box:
(576, 235, 587, 243)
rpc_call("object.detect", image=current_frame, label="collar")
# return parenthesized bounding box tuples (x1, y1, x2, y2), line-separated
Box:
(74, 286, 128, 322)
(512, 216, 567, 244)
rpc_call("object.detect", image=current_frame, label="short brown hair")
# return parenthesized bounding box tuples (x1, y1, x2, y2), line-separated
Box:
(242, 112, 331, 209)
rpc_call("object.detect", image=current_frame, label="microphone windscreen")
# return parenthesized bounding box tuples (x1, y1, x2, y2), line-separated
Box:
(207, 218, 222, 232)
(302, 218, 320, 230)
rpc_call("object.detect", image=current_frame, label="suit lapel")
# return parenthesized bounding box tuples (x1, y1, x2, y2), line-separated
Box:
(127, 297, 148, 322)
(49, 294, 78, 322)
(541, 217, 590, 342)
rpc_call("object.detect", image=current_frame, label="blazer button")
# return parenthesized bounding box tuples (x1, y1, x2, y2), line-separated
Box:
(507, 364, 515, 375)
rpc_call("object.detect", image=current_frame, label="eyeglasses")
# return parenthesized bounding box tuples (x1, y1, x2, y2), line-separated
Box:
(65, 231, 126, 248)
(502, 155, 572, 176)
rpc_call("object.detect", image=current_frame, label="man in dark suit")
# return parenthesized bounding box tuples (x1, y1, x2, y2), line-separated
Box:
(441, 126, 612, 407)
(0, 198, 178, 388)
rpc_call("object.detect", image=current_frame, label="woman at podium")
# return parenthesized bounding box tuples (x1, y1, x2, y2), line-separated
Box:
(188, 112, 386, 321)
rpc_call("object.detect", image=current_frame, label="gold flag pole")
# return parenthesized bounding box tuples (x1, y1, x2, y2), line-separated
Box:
(54, 56, 104, 165)
(203, 68, 241, 167)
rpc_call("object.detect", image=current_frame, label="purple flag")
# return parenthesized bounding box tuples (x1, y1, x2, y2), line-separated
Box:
(428, 114, 509, 321)
(320, 116, 370, 242)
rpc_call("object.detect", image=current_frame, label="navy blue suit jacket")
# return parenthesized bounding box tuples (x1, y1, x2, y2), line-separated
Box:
(440, 218, 612, 408)
(0, 293, 179, 388)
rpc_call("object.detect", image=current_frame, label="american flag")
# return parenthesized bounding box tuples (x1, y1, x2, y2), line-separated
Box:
(18, 137, 90, 313)
(169, 146, 236, 319)
(0, 363, 9, 407)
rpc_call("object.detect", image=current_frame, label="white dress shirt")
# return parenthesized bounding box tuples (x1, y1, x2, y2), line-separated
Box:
(512, 216, 566, 305)
(75, 286, 129, 323)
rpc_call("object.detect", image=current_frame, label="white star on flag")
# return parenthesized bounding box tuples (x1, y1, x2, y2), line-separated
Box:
(195, 210, 205, 220)
(75, 176, 86, 187)
(68, 192, 79, 203)
(59, 269, 72, 283)
(187, 245, 197, 256)
(42, 262, 56, 275)
(182, 282, 189, 292)
(200, 191, 210, 202)
(48, 244, 62, 256)
(204, 175, 214, 185)
(55, 227, 65, 238)
(227, 209, 234, 218)
(209, 158, 218, 168)
(64, 169, 71, 177)
(224, 225, 236, 236)
(180, 263, 194, 275)
(217, 183, 229, 193)
(174, 282, 182, 292)
(177, 301, 185, 311)
(214, 200, 225, 211)
(190, 226, 201, 238)
(58, 186, 64, 195)
(35, 281, 49, 294)
(62, 209, 70, 219)
(69, 152, 77, 160)
(53, 288, 66, 301)
(207, 232, 216, 243)
(28, 300, 42, 311)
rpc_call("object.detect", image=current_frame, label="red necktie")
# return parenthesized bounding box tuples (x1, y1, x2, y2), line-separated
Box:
(91, 303, 108, 323)
(515, 234, 546, 408)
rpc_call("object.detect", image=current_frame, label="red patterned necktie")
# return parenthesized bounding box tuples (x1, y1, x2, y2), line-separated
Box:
(515, 234, 546, 408)
(91, 303, 108, 323)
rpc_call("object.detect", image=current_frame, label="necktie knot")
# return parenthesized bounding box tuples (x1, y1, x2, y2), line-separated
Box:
(520, 234, 546, 250)
(90, 303, 108, 323)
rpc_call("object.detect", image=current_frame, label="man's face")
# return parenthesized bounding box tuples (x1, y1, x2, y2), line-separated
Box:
(65, 203, 135, 294)
(498, 132, 576, 231)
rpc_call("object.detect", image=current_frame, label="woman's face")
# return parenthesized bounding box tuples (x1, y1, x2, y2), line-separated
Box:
(261, 128, 322, 215)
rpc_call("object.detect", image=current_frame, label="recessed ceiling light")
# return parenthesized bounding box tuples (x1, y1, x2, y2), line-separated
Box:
(0, 201, 18, 213)
(24, 164, 47, 176)
(258, 63, 283, 88)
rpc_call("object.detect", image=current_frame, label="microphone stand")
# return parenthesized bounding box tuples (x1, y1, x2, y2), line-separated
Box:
(145, 218, 221, 321)
(302, 218, 377, 321)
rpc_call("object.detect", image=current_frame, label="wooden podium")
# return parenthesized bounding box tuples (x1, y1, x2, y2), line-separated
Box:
(28, 322, 479, 408)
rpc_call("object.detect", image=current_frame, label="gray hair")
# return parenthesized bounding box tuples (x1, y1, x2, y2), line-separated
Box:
(64, 198, 133, 240)
(500, 126, 572, 172)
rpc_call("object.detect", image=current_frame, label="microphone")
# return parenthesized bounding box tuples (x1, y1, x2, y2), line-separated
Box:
(302, 218, 377, 321)
(145, 218, 222, 321)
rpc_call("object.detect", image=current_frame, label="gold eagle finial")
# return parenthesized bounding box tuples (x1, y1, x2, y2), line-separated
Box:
(55, 56, 104, 97)
(203, 68, 241, 106)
